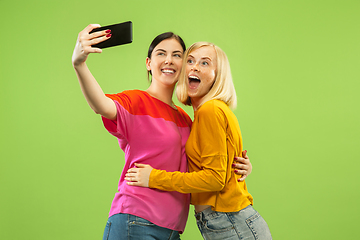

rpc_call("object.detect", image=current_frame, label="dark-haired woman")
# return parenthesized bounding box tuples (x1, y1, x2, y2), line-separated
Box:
(72, 25, 252, 240)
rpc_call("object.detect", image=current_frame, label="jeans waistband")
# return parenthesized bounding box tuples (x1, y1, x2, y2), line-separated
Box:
(195, 207, 213, 221)
(195, 205, 253, 222)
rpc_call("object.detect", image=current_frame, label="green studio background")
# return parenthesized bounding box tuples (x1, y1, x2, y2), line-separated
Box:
(1, 0, 359, 239)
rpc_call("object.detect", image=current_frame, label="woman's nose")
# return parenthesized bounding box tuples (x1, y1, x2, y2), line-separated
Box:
(165, 55, 173, 64)
(192, 62, 199, 71)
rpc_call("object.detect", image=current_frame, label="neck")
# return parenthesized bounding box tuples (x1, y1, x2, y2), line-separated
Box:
(146, 81, 175, 107)
(190, 97, 201, 111)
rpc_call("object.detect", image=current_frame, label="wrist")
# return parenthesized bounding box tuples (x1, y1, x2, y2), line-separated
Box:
(73, 61, 87, 70)
(148, 169, 157, 188)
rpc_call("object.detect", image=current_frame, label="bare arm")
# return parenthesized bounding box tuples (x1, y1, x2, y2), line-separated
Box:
(72, 24, 116, 120)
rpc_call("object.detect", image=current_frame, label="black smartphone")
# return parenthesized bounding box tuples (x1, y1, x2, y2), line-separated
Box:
(89, 21, 132, 49)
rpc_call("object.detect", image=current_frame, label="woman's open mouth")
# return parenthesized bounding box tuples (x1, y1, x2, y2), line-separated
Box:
(189, 75, 200, 89)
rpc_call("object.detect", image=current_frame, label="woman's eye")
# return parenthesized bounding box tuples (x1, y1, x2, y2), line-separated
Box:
(174, 54, 182, 58)
(201, 61, 209, 66)
(187, 59, 193, 64)
(158, 52, 165, 56)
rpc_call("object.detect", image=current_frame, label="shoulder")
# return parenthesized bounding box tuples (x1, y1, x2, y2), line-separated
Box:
(105, 90, 147, 102)
(194, 100, 229, 131)
(198, 100, 228, 116)
(122, 89, 145, 96)
(112, 89, 145, 98)
(104, 90, 150, 114)
(197, 100, 234, 126)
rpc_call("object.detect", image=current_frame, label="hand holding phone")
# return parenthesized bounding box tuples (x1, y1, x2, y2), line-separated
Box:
(89, 21, 132, 49)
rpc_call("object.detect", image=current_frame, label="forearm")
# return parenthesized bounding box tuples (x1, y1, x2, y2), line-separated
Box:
(74, 63, 116, 119)
(149, 162, 226, 193)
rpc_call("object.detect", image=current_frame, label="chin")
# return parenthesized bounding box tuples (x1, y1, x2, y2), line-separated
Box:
(187, 92, 198, 99)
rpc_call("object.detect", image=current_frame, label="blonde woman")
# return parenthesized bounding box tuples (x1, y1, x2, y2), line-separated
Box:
(126, 42, 272, 239)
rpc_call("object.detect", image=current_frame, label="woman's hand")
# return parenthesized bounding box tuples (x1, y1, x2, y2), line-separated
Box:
(233, 150, 252, 182)
(125, 163, 154, 187)
(72, 24, 111, 67)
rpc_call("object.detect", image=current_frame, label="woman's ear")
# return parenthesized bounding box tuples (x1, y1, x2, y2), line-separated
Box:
(146, 57, 151, 71)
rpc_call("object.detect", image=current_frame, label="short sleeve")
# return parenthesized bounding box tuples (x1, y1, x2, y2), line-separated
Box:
(101, 92, 133, 143)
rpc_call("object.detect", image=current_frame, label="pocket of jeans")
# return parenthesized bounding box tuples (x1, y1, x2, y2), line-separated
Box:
(245, 212, 272, 239)
(103, 221, 112, 240)
(203, 213, 234, 233)
(129, 216, 155, 227)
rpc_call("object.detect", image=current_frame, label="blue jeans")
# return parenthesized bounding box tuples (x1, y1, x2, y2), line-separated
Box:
(102, 213, 181, 240)
(195, 205, 272, 240)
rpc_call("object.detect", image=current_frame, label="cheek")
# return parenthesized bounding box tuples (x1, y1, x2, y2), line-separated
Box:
(185, 65, 192, 74)
(152, 61, 163, 71)
(205, 70, 216, 86)
(210, 69, 216, 80)
(176, 60, 183, 69)
(177, 62, 182, 72)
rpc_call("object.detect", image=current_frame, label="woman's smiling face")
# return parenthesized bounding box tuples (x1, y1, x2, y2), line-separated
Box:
(185, 46, 217, 107)
(146, 38, 184, 87)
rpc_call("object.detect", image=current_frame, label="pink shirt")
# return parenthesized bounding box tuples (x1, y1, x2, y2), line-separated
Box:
(102, 90, 191, 232)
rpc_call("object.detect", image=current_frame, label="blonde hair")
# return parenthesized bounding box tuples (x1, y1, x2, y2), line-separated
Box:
(176, 42, 237, 109)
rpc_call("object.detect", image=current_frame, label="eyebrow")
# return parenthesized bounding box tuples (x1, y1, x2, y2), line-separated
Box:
(188, 54, 212, 61)
(155, 49, 183, 54)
